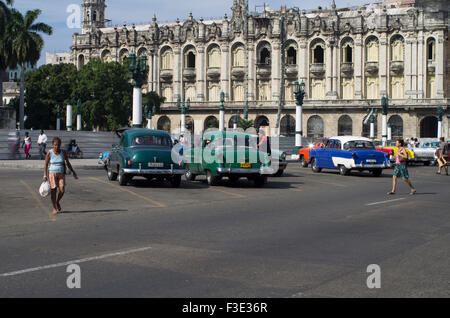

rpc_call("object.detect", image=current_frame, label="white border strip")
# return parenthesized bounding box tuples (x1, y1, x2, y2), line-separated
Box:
(365, 198, 405, 206)
(0, 246, 152, 277)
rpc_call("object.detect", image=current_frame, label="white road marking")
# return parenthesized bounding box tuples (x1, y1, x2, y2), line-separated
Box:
(0, 246, 152, 277)
(365, 198, 405, 206)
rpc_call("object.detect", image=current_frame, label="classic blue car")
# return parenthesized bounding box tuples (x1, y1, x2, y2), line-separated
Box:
(308, 136, 390, 176)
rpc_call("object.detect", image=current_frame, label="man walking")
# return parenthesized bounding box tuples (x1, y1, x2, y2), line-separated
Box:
(38, 130, 48, 160)
(437, 137, 449, 175)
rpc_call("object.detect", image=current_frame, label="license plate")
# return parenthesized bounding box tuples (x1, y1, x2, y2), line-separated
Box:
(148, 162, 164, 168)
(366, 159, 377, 163)
(240, 162, 251, 168)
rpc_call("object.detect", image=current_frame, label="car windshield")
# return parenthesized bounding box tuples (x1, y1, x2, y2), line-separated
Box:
(132, 135, 172, 147)
(343, 140, 376, 150)
(213, 137, 257, 150)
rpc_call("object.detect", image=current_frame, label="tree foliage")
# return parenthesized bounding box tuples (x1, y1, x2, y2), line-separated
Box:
(17, 59, 164, 131)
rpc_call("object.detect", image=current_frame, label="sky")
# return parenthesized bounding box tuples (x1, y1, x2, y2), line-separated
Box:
(10, 0, 372, 66)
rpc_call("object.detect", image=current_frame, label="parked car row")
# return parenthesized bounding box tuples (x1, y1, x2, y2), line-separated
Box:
(100, 128, 288, 188)
(297, 136, 445, 175)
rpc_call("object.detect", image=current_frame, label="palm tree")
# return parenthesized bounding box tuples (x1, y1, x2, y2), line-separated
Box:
(0, 0, 14, 106)
(3, 8, 52, 129)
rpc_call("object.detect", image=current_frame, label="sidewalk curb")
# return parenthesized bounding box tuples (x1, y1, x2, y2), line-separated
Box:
(0, 160, 103, 171)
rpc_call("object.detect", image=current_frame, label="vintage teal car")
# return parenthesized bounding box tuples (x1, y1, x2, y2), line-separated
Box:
(106, 128, 184, 187)
(183, 131, 281, 187)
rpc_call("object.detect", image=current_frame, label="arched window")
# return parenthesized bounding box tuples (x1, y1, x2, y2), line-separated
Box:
(280, 115, 295, 137)
(93, 11, 97, 22)
(208, 46, 221, 68)
(255, 116, 269, 129)
(228, 116, 240, 128)
(341, 38, 354, 63)
(260, 48, 271, 65)
(78, 55, 85, 69)
(388, 115, 403, 138)
(313, 46, 324, 64)
(307, 115, 324, 138)
(420, 116, 438, 138)
(204, 116, 219, 131)
(338, 115, 353, 136)
(286, 47, 297, 65)
(366, 36, 379, 62)
(119, 49, 129, 63)
(390, 36, 404, 61)
(157, 116, 171, 133)
(187, 52, 195, 68)
(137, 48, 147, 57)
(161, 47, 174, 69)
(427, 38, 436, 61)
(232, 44, 246, 67)
(101, 50, 112, 62)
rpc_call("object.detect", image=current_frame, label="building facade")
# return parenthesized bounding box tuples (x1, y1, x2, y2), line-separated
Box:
(46, 52, 72, 65)
(71, 0, 450, 139)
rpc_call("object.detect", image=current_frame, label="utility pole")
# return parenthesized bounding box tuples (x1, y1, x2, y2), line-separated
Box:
(274, 14, 286, 137)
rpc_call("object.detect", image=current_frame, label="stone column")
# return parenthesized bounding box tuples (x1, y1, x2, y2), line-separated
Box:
(247, 42, 255, 101)
(411, 38, 418, 98)
(417, 33, 424, 99)
(66, 104, 73, 131)
(332, 43, 339, 98)
(197, 45, 206, 101)
(132, 87, 143, 128)
(379, 34, 388, 97)
(435, 34, 445, 98)
(326, 41, 333, 98)
(272, 41, 281, 101)
(354, 35, 363, 99)
(174, 46, 182, 100)
(298, 39, 308, 90)
(405, 37, 413, 96)
(221, 44, 230, 100)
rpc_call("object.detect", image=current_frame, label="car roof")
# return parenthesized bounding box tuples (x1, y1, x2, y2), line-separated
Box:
(125, 129, 171, 138)
(328, 136, 374, 144)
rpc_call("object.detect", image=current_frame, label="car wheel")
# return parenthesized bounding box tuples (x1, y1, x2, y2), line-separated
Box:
(300, 156, 308, 168)
(107, 167, 118, 181)
(273, 169, 284, 177)
(339, 165, 350, 176)
(169, 175, 182, 188)
(184, 164, 196, 182)
(229, 175, 240, 183)
(311, 158, 322, 173)
(253, 175, 267, 188)
(372, 169, 382, 177)
(118, 169, 129, 186)
(206, 170, 220, 186)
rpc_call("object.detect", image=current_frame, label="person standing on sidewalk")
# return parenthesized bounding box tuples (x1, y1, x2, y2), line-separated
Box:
(437, 137, 449, 176)
(43, 137, 78, 215)
(388, 139, 416, 195)
(22, 132, 32, 159)
(37, 130, 48, 160)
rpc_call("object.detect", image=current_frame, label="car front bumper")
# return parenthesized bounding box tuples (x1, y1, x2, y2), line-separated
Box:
(123, 168, 184, 175)
(216, 167, 276, 175)
(354, 163, 388, 169)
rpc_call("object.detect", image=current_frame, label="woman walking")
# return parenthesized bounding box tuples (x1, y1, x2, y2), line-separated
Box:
(43, 137, 78, 215)
(22, 132, 32, 159)
(388, 139, 416, 195)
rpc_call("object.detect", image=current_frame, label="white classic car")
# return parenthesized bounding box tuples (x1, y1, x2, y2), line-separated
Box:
(408, 141, 440, 166)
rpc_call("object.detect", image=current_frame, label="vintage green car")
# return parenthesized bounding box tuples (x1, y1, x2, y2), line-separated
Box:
(183, 131, 282, 187)
(106, 128, 184, 187)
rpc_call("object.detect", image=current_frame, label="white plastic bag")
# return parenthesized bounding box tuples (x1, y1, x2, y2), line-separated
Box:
(39, 181, 50, 198)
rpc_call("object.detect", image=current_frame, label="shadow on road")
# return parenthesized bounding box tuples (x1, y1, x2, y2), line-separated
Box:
(62, 209, 128, 214)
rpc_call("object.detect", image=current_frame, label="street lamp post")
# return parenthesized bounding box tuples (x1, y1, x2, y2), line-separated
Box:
(177, 96, 190, 134)
(77, 98, 82, 131)
(293, 80, 306, 159)
(381, 96, 388, 146)
(56, 105, 61, 131)
(129, 52, 149, 128)
(219, 92, 225, 132)
(437, 106, 443, 139)
(243, 102, 249, 121)
(144, 104, 157, 129)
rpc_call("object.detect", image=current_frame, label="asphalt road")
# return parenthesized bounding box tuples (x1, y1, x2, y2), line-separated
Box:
(0, 163, 449, 298)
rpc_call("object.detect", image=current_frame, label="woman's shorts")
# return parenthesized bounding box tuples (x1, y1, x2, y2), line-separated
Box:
(393, 164, 409, 179)
(49, 172, 65, 189)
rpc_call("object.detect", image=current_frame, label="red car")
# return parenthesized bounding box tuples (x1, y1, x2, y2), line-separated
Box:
(299, 138, 328, 168)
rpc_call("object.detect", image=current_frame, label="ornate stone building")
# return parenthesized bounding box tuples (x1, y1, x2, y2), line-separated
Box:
(71, 0, 450, 139)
